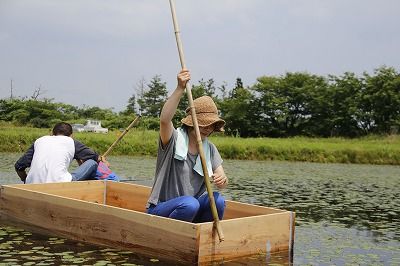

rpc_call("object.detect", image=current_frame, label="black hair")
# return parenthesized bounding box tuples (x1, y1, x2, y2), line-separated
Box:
(181, 124, 190, 131)
(52, 122, 73, 136)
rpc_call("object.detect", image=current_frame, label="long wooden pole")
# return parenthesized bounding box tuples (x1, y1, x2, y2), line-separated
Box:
(101, 115, 141, 158)
(168, 0, 224, 242)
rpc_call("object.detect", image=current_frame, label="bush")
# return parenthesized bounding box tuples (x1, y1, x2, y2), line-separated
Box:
(30, 117, 51, 128)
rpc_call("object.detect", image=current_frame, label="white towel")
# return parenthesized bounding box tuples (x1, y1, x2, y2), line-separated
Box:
(174, 127, 213, 177)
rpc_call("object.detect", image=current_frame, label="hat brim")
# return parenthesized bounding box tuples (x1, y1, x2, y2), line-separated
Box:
(181, 113, 225, 132)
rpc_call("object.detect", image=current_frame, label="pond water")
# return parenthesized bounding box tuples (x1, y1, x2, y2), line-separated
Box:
(0, 152, 399, 265)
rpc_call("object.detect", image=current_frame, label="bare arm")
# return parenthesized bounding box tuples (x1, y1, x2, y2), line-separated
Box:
(212, 165, 228, 189)
(160, 69, 190, 146)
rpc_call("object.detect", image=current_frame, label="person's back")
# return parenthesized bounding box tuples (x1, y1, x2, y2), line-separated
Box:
(16, 122, 100, 184)
(26, 135, 74, 184)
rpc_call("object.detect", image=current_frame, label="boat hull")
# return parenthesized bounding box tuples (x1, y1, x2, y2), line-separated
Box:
(0, 181, 295, 265)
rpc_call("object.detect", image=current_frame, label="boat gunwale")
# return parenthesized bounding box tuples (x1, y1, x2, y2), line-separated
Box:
(0, 182, 198, 227)
(2, 181, 290, 222)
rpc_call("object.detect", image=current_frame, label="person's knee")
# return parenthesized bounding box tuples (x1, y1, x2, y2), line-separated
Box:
(72, 159, 98, 181)
(169, 196, 200, 222)
(83, 159, 98, 176)
(84, 159, 98, 170)
(179, 196, 200, 213)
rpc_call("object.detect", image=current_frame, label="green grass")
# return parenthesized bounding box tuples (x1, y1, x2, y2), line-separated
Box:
(212, 135, 400, 164)
(1, 126, 399, 165)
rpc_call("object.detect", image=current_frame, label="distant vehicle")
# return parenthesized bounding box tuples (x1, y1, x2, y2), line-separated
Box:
(72, 124, 85, 132)
(83, 120, 108, 133)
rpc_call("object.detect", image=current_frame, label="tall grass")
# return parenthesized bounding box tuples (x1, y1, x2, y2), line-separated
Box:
(0, 126, 159, 157)
(1, 126, 399, 165)
(212, 135, 400, 164)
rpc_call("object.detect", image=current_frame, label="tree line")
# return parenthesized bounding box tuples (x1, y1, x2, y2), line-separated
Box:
(1, 66, 399, 138)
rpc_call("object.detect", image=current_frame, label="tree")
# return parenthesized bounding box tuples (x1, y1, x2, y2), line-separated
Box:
(327, 72, 363, 137)
(137, 75, 168, 117)
(250, 72, 330, 137)
(251, 75, 287, 137)
(122, 94, 136, 115)
(230, 78, 244, 98)
(218, 81, 229, 100)
(360, 66, 400, 134)
(31, 85, 46, 100)
(0, 98, 78, 127)
(220, 86, 255, 137)
(134, 77, 146, 115)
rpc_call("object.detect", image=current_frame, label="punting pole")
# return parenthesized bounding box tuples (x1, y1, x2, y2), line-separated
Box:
(168, 0, 224, 242)
(101, 115, 141, 159)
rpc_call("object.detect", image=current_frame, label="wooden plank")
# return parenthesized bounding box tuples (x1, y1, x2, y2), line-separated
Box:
(197, 211, 294, 264)
(106, 182, 284, 218)
(289, 211, 296, 260)
(105, 181, 150, 212)
(0, 185, 199, 264)
(0, 181, 296, 264)
(8, 181, 104, 203)
(223, 200, 285, 219)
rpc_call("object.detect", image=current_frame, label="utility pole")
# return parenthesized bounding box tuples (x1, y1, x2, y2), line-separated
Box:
(10, 79, 13, 99)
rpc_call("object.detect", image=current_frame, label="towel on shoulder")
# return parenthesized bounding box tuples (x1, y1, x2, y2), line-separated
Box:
(174, 127, 213, 177)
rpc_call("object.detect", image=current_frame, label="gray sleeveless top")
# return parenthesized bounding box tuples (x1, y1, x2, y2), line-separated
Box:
(146, 128, 222, 208)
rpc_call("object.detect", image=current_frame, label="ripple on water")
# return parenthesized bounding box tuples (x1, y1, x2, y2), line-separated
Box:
(1, 153, 399, 264)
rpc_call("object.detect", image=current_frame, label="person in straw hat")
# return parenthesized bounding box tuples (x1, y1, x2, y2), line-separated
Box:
(146, 69, 228, 222)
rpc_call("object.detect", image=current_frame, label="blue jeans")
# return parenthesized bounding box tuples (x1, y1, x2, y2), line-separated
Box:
(71, 159, 98, 181)
(147, 192, 225, 223)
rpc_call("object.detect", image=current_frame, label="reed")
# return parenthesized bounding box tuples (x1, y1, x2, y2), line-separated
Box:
(1, 126, 399, 165)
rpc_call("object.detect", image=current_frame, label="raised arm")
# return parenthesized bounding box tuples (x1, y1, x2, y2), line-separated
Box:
(160, 69, 190, 145)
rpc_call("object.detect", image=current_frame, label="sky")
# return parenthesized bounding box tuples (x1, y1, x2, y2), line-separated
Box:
(1, 0, 399, 112)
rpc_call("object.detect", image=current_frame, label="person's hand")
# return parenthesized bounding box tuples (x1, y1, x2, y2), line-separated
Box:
(211, 172, 228, 188)
(16, 170, 27, 183)
(100, 156, 110, 167)
(177, 69, 190, 90)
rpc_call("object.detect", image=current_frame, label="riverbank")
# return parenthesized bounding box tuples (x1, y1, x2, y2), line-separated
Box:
(1, 126, 399, 165)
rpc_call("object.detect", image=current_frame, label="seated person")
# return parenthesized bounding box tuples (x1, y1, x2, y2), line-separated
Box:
(146, 69, 228, 223)
(15, 122, 103, 184)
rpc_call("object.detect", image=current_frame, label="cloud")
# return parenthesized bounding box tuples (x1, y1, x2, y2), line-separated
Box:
(0, 0, 399, 111)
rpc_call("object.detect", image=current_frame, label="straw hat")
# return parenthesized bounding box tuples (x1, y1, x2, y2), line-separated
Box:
(181, 96, 225, 132)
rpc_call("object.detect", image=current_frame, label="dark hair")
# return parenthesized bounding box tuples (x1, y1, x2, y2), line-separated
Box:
(52, 122, 73, 136)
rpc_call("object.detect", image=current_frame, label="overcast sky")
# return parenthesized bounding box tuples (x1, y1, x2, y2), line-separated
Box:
(1, 0, 399, 112)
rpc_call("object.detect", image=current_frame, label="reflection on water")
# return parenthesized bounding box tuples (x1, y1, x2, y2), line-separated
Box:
(1, 152, 400, 264)
(0, 224, 165, 265)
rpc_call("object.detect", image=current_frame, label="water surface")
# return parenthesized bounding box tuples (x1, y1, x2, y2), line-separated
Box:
(1, 153, 399, 265)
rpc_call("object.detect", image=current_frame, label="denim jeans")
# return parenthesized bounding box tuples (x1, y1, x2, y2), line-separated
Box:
(71, 159, 98, 181)
(147, 192, 225, 223)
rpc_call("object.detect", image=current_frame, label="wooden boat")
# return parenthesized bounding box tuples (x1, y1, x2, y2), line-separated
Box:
(0, 181, 295, 265)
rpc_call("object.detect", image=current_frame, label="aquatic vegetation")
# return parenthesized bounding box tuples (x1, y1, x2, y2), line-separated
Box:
(0, 154, 399, 264)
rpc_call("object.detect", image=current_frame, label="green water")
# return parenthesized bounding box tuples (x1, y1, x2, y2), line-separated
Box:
(1, 153, 399, 265)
